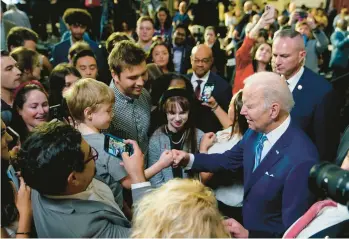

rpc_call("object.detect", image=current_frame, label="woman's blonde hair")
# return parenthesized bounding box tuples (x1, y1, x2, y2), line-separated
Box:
(63, 78, 114, 121)
(131, 179, 231, 238)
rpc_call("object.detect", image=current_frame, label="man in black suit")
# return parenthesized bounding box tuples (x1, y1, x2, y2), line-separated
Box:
(189, 44, 232, 133)
(171, 24, 192, 74)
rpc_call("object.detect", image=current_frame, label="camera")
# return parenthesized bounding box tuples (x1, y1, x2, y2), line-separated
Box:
(309, 162, 349, 206)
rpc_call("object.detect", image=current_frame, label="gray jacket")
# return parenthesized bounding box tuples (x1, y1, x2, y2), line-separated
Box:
(304, 29, 329, 73)
(148, 127, 204, 187)
(31, 184, 151, 238)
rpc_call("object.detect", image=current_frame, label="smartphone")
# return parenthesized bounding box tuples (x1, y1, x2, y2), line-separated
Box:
(298, 11, 308, 20)
(201, 83, 215, 102)
(7, 165, 20, 191)
(49, 104, 63, 121)
(264, 4, 275, 19)
(7, 126, 20, 146)
(104, 134, 133, 158)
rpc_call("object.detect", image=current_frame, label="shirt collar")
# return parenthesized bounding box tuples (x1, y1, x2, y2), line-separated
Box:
(265, 115, 291, 146)
(286, 67, 304, 92)
(110, 80, 134, 103)
(192, 71, 210, 84)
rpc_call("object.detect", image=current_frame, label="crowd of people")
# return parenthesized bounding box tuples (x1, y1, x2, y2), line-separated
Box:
(1, 0, 349, 238)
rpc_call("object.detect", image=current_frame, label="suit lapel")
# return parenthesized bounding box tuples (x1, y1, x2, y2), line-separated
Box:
(244, 125, 292, 197)
(292, 68, 309, 101)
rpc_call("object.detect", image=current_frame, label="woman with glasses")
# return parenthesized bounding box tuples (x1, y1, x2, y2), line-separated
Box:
(147, 87, 205, 187)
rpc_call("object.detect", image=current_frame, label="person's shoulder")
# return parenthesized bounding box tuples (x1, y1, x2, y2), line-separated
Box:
(302, 67, 333, 92)
(151, 127, 165, 138)
(86, 39, 99, 49)
(53, 39, 70, 49)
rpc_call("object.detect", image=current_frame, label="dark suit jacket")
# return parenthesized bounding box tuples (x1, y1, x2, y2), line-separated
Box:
(50, 38, 102, 67)
(31, 182, 151, 238)
(192, 122, 319, 237)
(189, 72, 232, 133)
(290, 67, 339, 162)
(172, 44, 192, 74)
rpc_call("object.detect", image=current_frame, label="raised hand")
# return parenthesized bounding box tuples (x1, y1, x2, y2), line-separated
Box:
(199, 132, 216, 153)
(223, 218, 249, 238)
(158, 150, 174, 168)
(172, 149, 190, 168)
(122, 139, 146, 183)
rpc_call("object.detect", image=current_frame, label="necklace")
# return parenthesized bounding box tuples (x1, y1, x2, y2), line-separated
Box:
(165, 126, 186, 144)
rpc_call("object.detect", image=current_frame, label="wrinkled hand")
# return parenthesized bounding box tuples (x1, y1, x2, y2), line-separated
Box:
(172, 149, 190, 168)
(202, 96, 218, 109)
(223, 218, 249, 238)
(122, 140, 146, 183)
(200, 132, 216, 153)
(16, 177, 32, 218)
(158, 150, 174, 168)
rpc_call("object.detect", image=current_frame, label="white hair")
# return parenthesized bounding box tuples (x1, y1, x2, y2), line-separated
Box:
(244, 72, 295, 113)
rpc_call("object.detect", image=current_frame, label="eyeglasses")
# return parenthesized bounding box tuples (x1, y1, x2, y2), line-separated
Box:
(85, 147, 98, 164)
(193, 58, 211, 64)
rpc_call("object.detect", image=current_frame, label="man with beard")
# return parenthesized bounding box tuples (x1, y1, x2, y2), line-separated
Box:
(50, 8, 102, 67)
(107, 41, 151, 159)
(171, 24, 192, 74)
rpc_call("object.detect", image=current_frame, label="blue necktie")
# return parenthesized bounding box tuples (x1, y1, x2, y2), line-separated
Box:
(253, 135, 268, 172)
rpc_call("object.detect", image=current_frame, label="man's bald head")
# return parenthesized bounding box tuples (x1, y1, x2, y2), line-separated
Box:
(191, 44, 213, 58)
(191, 44, 213, 77)
(274, 29, 305, 51)
(244, 72, 295, 113)
(244, 1, 253, 12)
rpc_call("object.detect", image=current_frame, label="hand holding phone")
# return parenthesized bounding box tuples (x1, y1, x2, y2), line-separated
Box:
(201, 83, 215, 102)
(264, 4, 275, 20)
(104, 134, 134, 158)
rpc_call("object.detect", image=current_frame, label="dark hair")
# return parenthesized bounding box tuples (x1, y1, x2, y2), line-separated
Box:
(17, 121, 85, 195)
(251, 42, 272, 72)
(205, 26, 216, 36)
(72, 49, 97, 67)
(63, 8, 92, 28)
(105, 32, 132, 54)
(160, 89, 198, 153)
(257, 28, 268, 42)
(154, 7, 172, 30)
(68, 41, 92, 61)
(10, 46, 39, 74)
(49, 63, 81, 106)
(1, 50, 10, 57)
(12, 82, 48, 141)
(174, 23, 188, 34)
(230, 91, 248, 138)
(108, 40, 146, 76)
(7, 27, 38, 51)
(147, 42, 174, 72)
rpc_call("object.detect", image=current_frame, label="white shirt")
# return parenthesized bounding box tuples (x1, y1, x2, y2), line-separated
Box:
(191, 71, 210, 97)
(260, 115, 291, 162)
(286, 67, 304, 92)
(186, 116, 291, 168)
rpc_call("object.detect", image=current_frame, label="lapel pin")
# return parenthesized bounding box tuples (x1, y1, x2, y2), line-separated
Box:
(276, 150, 279, 154)
(297, 85, 303, 90)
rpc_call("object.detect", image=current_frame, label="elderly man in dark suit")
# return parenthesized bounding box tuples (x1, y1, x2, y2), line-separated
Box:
(17, 121, 152, 238)
(172, 72, 319, 237)
(272, 29, 339, 163)
(189, 44, 232, 133)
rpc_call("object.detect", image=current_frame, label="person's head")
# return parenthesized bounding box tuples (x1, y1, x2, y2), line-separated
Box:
(131, 179, 230, 238)
(244, 1, 253, 12)
(317, 8, 325, 17)
(340, 7, 348, 18)
(278, 15, 289, 27)
(288, 2, 297, 13)
(136, 16, 155, 44)
(7, 27, 39, 52)
(17, 121, 97, 195)
(155, 7, 172, 30)
(108, 40, 147, 99)
(10, 47, 41, 81)
(173, 24, 187, 46)
(336, 19, 348, 31)
(13, 81, 49, 132)
(228, 90, 248, 136)
(49, 63, 81, 106)
(272, 29, 306, 79)
(253, 42, 272, 64)
(204, 26, 217, 47)
(72, 49, 98, 79)
(1, 120, 13, 161)
(191, 44, 213, 78)
(256, 28, 268, 44)
(148, 42, 173, 72)
(241, 72, 294, 133)
(179, 1, 187, 14)
(64, 78, 115, 130)
(68, 41, 92, 63)
(63, 8, 92, 41)
(295, 21, 312, 38)
(105, 32, 131, 54)
(1, 50, 22, 92)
